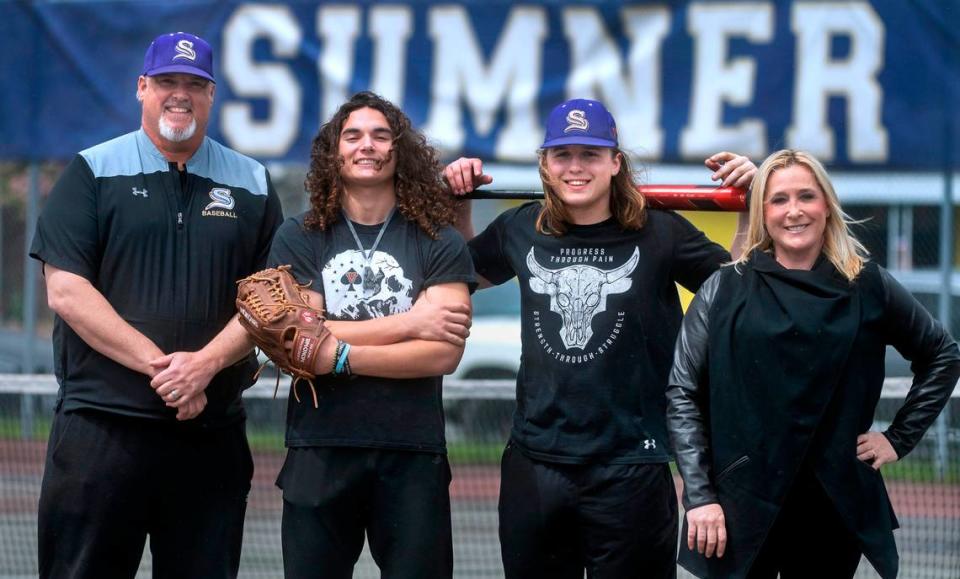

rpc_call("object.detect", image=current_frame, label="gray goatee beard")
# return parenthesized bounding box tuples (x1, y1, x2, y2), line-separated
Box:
(159, 115, 197, 143)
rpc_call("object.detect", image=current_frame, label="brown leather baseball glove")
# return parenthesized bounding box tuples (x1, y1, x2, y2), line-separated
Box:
(236, 265, 332, 407)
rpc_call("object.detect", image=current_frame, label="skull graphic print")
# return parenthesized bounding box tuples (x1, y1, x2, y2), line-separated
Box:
(526, 247, 639, 350)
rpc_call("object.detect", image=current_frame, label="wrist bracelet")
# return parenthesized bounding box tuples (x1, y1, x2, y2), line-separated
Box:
(343, 346, 352, 377)
(335, 343, 351, 375)
(331, 340, 344, 375)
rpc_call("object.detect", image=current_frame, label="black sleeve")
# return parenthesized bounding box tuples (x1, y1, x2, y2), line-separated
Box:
(268, 217, 324, 297)
(667, 269, 723, 510)
(251, 170, 284, 273)
(29, 155, 101, 281)
(467, 205, 525, 286)
(880, 268, 960, 458)
(424, 226, 477, 291)
(667, 212, 730, 293)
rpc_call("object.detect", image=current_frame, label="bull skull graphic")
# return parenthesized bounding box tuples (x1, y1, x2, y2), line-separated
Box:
(526, 247, 639, 349)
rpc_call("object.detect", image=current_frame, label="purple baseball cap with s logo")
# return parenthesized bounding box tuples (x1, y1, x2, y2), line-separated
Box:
(541, 98, 618, 149)
(142, 32, 215, 83)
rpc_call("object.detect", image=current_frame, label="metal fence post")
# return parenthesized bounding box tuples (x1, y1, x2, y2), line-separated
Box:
(21, 163, 40, 440)
(935, 82, 955, 478)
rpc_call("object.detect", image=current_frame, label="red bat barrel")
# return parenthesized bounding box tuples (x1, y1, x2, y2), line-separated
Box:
(466, 185, 747, 211)
(639, 185, 747, 211)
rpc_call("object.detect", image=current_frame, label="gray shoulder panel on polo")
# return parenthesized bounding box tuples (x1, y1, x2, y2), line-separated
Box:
(80, 130, 168, 178)
(79, 129, 269, 197)
(187, 137, 269, 197)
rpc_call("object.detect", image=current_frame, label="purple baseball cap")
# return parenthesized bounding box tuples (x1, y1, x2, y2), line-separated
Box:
(541, 98, 618, 149)
(142, 32, 215, 83)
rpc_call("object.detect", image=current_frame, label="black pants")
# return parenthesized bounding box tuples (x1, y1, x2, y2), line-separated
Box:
(747, 470, 862, 579)
(38, 408, 253, 579)
(278, 447, 453, 579)
(499, 444, 678, 579)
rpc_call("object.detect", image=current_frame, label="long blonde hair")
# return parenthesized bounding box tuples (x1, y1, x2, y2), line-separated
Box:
(735, 149, 868, 282)
(534, 147, 646, 235)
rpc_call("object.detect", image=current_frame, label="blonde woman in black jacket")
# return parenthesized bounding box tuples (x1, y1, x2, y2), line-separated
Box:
(666, 149, 960, 579)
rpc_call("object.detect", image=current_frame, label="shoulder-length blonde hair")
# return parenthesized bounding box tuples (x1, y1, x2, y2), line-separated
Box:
(735, 149, 868, 282)
(534, 147, 647, 235)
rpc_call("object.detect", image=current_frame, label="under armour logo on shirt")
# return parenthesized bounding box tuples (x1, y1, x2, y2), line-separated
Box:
(643, 439, 656, 450)
(132, 187, 148, 198)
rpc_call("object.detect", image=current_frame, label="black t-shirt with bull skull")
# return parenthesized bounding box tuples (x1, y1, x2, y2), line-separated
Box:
(269, 210, 476, 453)
(470, 202, 728, 464)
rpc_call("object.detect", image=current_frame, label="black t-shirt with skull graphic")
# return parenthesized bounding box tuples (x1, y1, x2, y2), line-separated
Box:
(269, 210, 476, 453)
(470, 202, 728, 464)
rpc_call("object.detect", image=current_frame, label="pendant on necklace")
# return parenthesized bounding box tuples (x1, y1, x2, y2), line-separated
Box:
(362, 265, 384, 294)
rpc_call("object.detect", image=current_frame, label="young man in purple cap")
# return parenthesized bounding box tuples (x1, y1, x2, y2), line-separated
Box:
(443, 99, 754, 578)
(30, 32, 282, 578)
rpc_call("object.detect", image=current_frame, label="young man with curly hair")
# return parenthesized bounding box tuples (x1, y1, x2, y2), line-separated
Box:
(266, 91, 475, 579)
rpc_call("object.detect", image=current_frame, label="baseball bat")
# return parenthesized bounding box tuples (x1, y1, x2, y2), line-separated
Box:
(466, 185, 747, 211)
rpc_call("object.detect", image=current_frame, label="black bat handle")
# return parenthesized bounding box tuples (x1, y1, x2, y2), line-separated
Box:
(465, 189, 544, 200)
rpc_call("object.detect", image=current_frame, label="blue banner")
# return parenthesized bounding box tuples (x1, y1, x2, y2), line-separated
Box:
(2, 1, 958, 168)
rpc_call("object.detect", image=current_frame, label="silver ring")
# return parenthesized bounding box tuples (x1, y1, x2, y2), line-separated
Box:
(170, 389, 180, 401)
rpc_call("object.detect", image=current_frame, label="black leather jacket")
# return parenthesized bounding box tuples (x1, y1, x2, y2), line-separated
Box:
(666, 262, 960, 578)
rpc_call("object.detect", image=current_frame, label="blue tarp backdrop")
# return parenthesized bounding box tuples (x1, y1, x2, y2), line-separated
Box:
(2, 0, 957, 168)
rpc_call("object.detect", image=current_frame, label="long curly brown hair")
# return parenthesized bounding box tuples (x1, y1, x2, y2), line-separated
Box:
(303, 91, 458, 238)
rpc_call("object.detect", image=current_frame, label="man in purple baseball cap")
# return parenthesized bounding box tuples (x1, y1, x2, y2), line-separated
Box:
(137, 32, 216, 155)
(443, 98, 756, 579)
(31, 31, 282, 578)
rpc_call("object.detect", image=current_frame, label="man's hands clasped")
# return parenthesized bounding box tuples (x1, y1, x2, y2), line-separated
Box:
(148, 351, 214, 421)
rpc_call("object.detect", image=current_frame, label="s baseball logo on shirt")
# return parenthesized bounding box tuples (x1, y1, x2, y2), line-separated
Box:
(202, 188, 238, 219)
(173, 40, 197, 62)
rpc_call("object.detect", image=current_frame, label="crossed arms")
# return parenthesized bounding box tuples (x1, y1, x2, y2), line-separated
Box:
(299, 282, 471, 379)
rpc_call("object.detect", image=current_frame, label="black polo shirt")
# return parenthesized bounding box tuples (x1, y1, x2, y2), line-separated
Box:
(30, 129, 283, 425)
